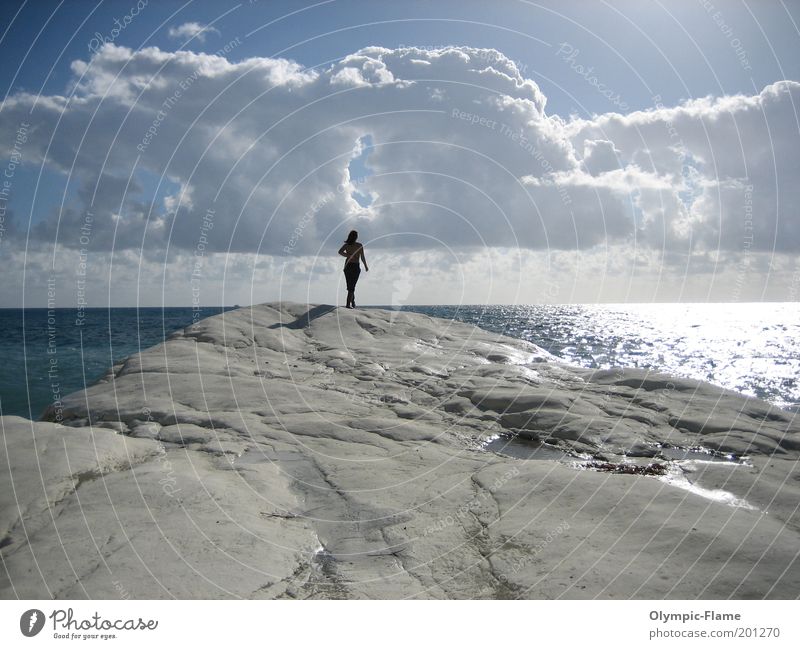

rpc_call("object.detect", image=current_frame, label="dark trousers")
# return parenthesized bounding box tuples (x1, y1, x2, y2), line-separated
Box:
(344, 263, 361, 291)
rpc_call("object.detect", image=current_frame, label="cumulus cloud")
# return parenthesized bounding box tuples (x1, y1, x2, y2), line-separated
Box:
(566, 82, 800, 254)
(0, 43, 797, 280)
(167, 22, 220, 43)
(582, 139, 622, 176)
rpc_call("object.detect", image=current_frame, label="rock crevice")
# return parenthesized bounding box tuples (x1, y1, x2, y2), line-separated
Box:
(1, 302, 798, 598)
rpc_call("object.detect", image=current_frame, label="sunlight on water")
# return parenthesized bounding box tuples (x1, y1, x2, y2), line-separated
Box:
(2, 303, 798, 419)
(401, 303, 800, 410)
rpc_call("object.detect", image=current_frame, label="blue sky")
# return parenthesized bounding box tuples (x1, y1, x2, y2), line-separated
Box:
(3, 0, 799, 115)
(1, 1, 799, 306)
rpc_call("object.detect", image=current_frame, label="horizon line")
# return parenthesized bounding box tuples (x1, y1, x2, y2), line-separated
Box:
(1, 301, 799, 310)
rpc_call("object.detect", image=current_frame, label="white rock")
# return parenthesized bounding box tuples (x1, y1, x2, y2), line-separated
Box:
(2, 303, 798, 598)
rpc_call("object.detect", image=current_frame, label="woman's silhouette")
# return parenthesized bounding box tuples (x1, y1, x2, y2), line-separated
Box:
(338, 230, 368, 309)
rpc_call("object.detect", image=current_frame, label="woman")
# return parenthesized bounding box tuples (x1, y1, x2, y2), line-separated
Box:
(338, 230, 368, 309)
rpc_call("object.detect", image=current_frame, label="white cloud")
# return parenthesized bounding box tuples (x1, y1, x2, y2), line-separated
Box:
(0, 44, 797, 305)
(582, 139, 621, 176)
(566, 81, 800, 254)
(167, 22, 220, 43)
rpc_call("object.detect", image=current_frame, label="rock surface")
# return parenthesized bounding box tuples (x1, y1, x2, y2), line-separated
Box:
(1, 302, 799, 598)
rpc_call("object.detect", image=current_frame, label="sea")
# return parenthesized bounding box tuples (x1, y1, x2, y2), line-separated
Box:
(0, 307, 233, 420)
(0, 303, 798, 420)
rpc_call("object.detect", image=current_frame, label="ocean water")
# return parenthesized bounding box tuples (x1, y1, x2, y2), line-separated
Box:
(399, 303, 800, 412)
(0, 307, 232, 420)
(0, 303, 797, 420)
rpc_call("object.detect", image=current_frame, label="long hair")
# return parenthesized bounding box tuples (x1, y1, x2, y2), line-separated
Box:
(345, 230, 358, 244)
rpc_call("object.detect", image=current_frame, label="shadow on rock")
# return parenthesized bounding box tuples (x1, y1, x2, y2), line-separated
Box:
(268, 304, 336, 330)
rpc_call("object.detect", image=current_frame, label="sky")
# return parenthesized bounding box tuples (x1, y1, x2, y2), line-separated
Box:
(0, 0, 798, 307)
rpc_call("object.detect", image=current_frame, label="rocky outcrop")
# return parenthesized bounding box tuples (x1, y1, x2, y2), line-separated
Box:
(1, 303, 798, 598)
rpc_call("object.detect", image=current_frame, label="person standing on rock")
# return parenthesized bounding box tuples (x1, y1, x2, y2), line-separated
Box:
(338, 230, 368, 309)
